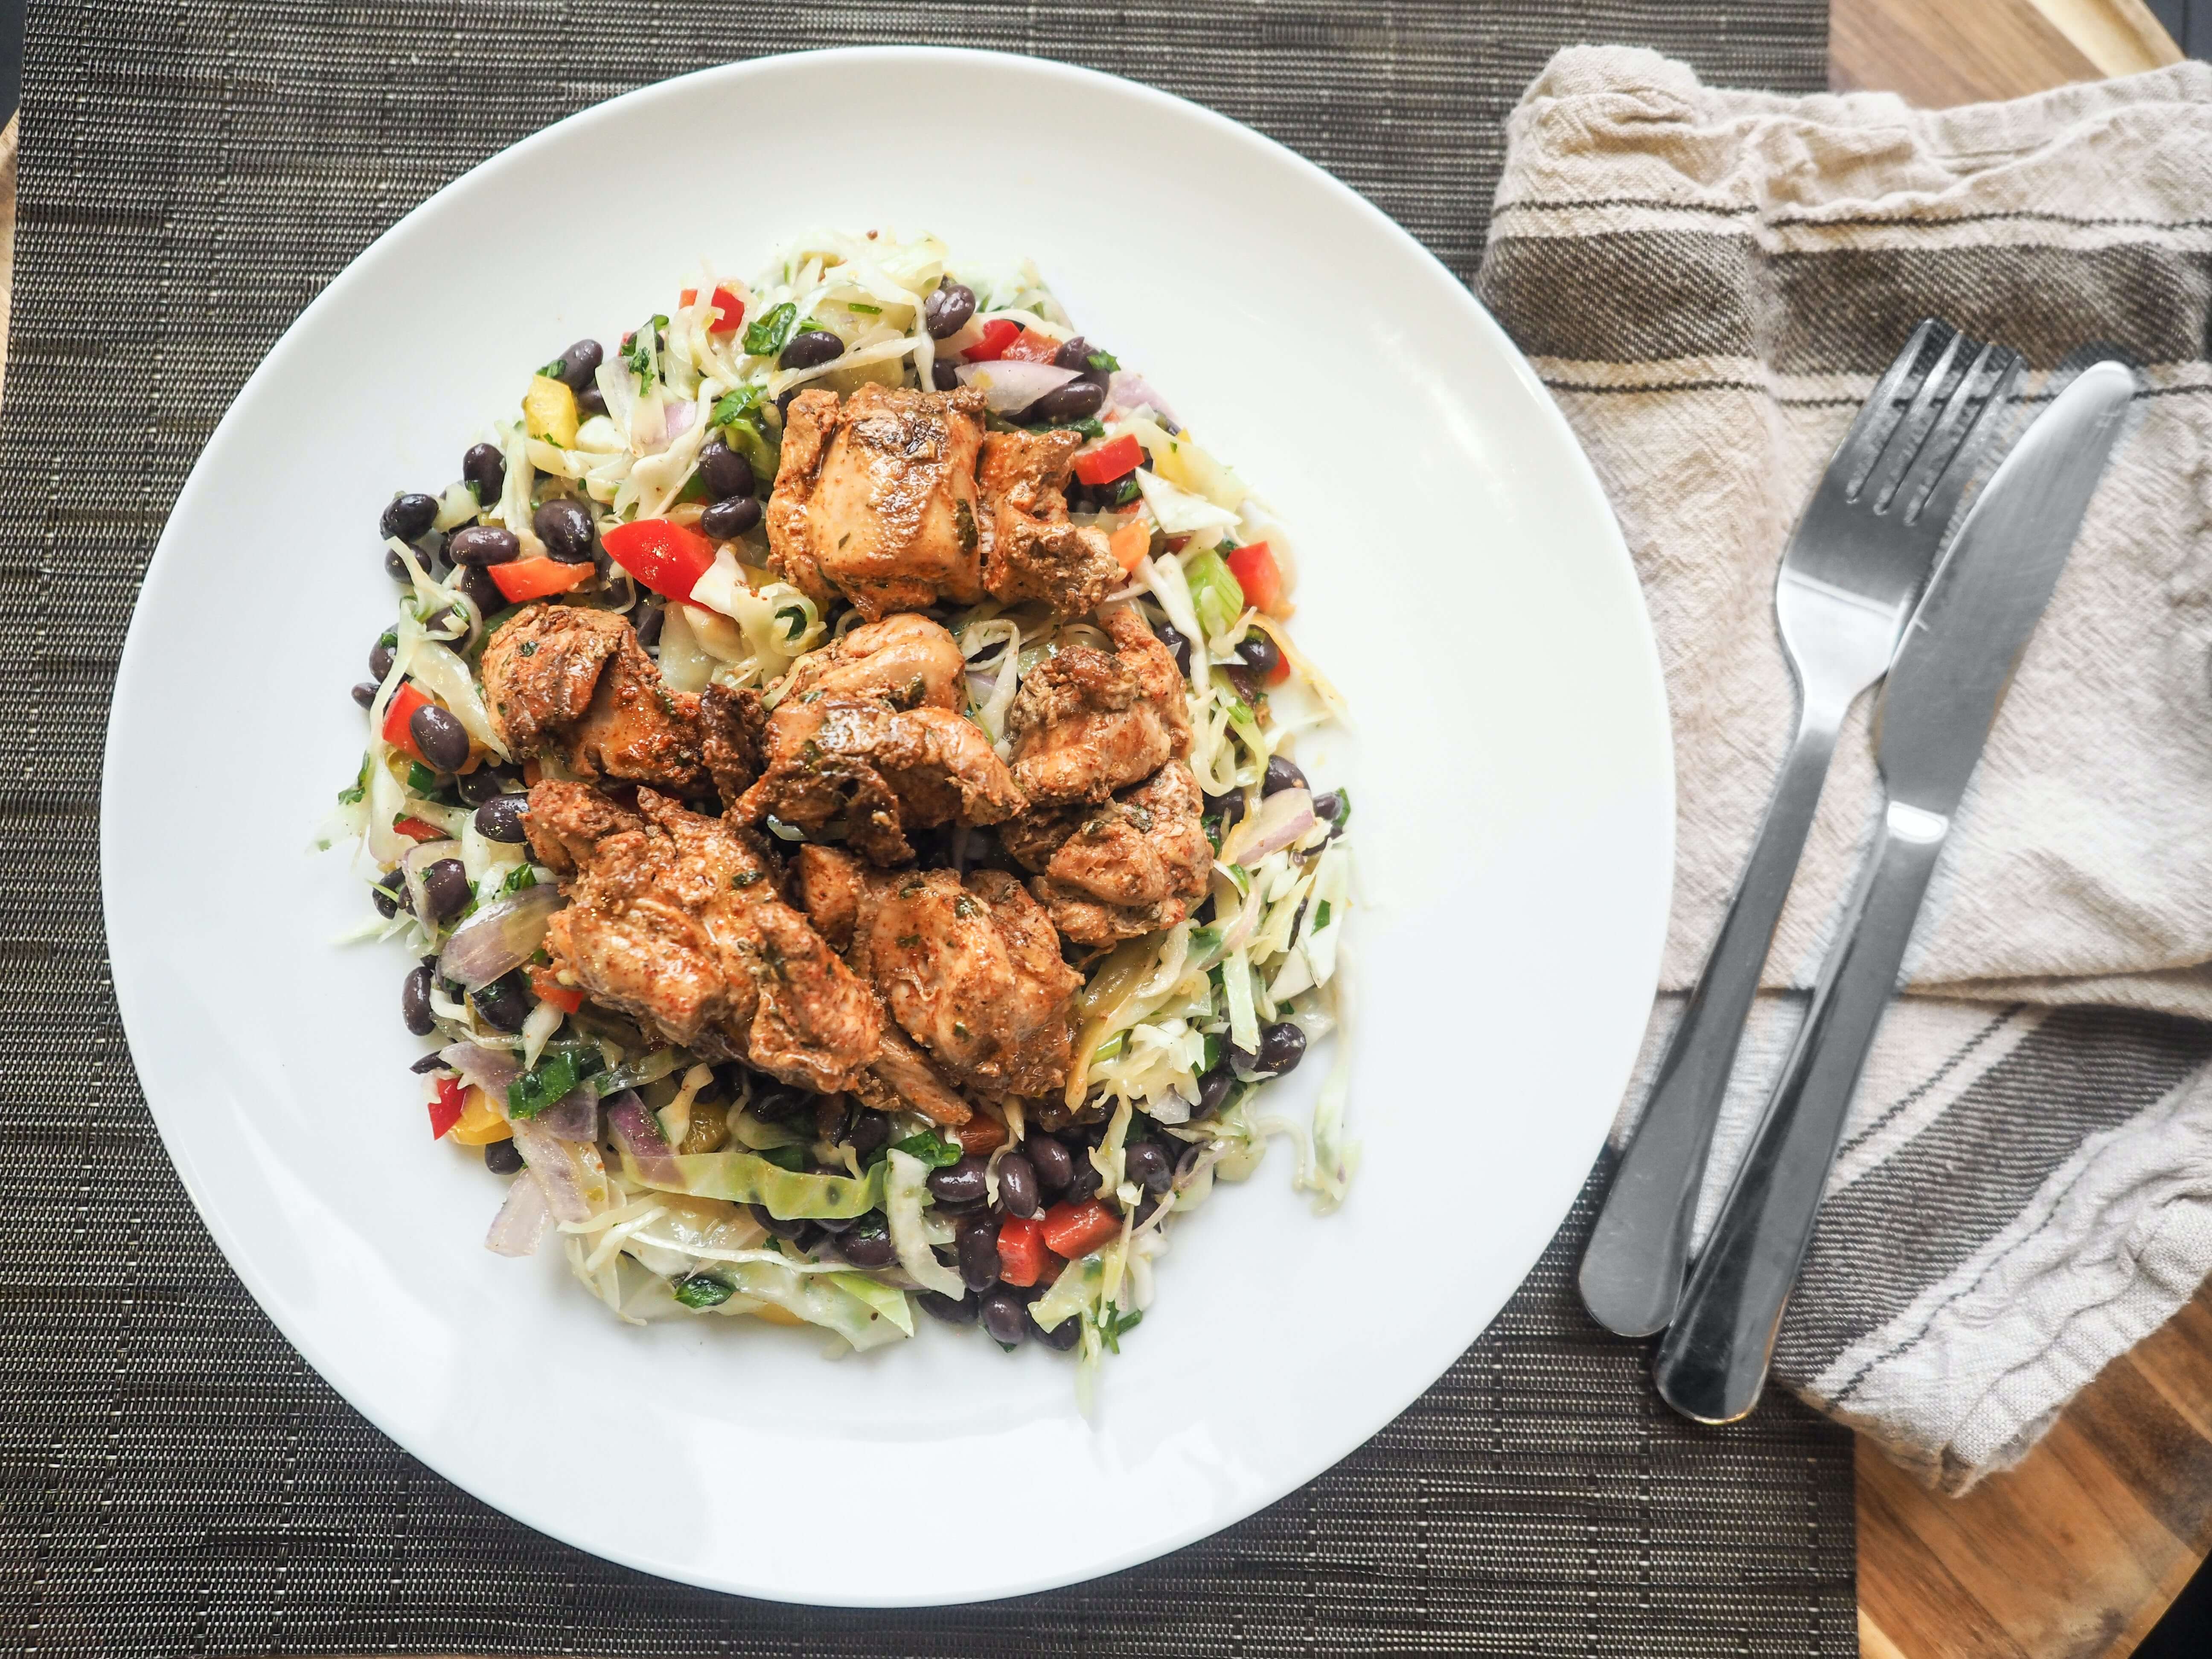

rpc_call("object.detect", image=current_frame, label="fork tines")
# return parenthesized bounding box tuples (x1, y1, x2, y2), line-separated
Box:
(1843, 319, 2024, 532)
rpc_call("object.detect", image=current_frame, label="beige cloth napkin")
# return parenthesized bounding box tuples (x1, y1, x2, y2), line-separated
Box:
(1479, 46, 2212, 1489)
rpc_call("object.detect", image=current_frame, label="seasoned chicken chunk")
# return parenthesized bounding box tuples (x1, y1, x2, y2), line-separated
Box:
(1002, 759, 1211, 945)
(977, 428, 1123, 618)
(480, 604, 706, 792)
(736, 693, 1025, 865)
(698, 682, 766, 803)
(1007, 605, 1190, 806)
(780, 612, 967, 712)
(799, 847, 1081, 1099)
(765, 384, 988, 620)
(524, 782, 879, 1092)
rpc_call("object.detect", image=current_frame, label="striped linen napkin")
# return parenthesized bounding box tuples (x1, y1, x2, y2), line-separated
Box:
(1478, 46, 2212, 1490)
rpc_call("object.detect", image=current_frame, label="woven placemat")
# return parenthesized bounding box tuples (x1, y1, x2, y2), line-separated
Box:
(0, 4, 1848, 1653)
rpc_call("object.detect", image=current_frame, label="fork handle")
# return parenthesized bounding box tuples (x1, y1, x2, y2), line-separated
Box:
(1651, 800, 1948, 1421)
(1578, 690, 1850, 1337)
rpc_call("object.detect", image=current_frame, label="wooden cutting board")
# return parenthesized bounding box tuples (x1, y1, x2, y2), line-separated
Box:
(1833, 13, 2211, 1656)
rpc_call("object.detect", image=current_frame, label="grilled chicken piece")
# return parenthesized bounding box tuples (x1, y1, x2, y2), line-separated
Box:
(765, 384, 989, 620)
(524, 782, 879, 1093)
(698, 683, 767, 803)
(799, 847, 1081, 1099)
(976, 428, 1123, 618)
(1007, 605, 1191, 806)
(1002, 759, 1211, 945)
(737, 694, 1025, 865)
(480, 604, 705, 792)
(780, 612, 967, 712)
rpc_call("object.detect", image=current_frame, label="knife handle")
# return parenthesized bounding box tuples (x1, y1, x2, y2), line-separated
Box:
(1651, 799, 1949, 1423)
(1580, 694, 1848, 1337)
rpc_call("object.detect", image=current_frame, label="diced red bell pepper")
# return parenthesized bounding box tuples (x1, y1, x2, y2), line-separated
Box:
(1074, 434, 1143, 486)
(489, 557, 596, 603)
(1226, 540, 1285, 615)
(381, 681, 431, 761)
(1040, 1198, 1121, 1260)
(956, 1115, 1007, 1157)
(962, 319, 1022, 362)
(600, 517, 718, 602)
(996, 1215, 1047, 1287)
(393, 815, 445, 843)
(998, 329, 1062, 364)
(681, 285, 745, 335)
(428, 1076, 465, 1139)
(527, 964, 582, 1015)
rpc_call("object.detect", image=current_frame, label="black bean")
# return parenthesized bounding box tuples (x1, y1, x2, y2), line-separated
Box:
(473, 969, 531, 1033)
(995, 1153, 1039, 1219)
(1155, 621, 1192, 678)
(1313, 789, 1345, 824)
(957, 1216, 1003, 1292)
(931, 358, 960, 391)
(1033, 1309, 1081, 1351)
(1204, 790, 1247, 837)
(455, 764, 519, 806)
(812, 1211, 857, 1236)
(924, 280, 976, 339)
(384, 545, 413, 583)
(980, 1289, 1029, 1345)
(928, 1155, 990, 1208)
(532, 498, 596, 564)
(842, 1109, 891, 1160)
(420, 856, 472, 923)
(918, 1289, 979, 1325)
(1052, 335, 1091, 370)
(1254, 1021, 1307, 1077)
(833, 1213, 898, 1269)
(1243, 634, 1285, 686)
(633, 604, 665, 651)
(380, 492, 439, 542)
(462, 442, 505, 503)
(1124, 1139, 1172, 1194)
(410, 706, 472, 773)
(474, 793, 529, 843)
(351, 681, 378, 709)
(700, 495, 762, 540)
(1263, 753, 1307, 797)
(484, 1138, 525, 1175)
(410, 1053, 451, 1075)
(369, 636, 397, 682)
(752, 1085, 812, 1123)
(577, 386, 608, 419)
(555, 338, 604, 395)
(457, 564, 506, 616)
(370, 876, 399, 917)
(697, 440, 754, 501)
(1221, 663, 1263, 702)
(1026, 1134, 1075, 1195)
(751, 1204, 817, 1244)
(778, 329, 844, 370)
(402, 965, 435, 1035)
(1023, 378, 1106, 426)
(422, 604, 471, 646)
(1062, 1157, 1102, 1202)
(448, 525, 520, 567)
(1196, 1064, 1235, 1117)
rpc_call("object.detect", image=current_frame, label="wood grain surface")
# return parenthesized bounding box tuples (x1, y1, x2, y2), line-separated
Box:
(1832, 11, 2206, 1657)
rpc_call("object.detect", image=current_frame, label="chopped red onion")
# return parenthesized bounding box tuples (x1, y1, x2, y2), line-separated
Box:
(485, 1173, 550, 1257)
(536, 1087, 599, 1143)
(440, 1042, 522, 1096)
(1107, 370, 1178, 427)
(605, 1090, 681, 1185)
(509, 1120, 594, 1222)
(955, 359, 1080, 413)
(1224, 787, 1314, 867)
(437, 882, 561, 990)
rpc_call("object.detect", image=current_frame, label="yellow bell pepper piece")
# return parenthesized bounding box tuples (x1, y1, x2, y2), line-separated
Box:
(448, 1086, 511, 1147)
(523, 374, 579, 448)
(748, 1302, 804, 1327)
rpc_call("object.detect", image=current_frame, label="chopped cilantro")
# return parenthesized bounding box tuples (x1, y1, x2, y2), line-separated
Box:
(757, 1145, 810, 1173)
(1313, 899, 1332, 931)
(711, 384, 767, 429)
(776, 605, 807, 642)
(742, 301, 798, 358)
(407, 761, 441, 795)
(538, 356, 567, 379)
(845, 301, 882, 314)
(336, 752, 370, 806)
(501, 865, 537, 894)
(507, 1051, 583, 1118)
(1097, 1302, 1143, 1353)
(1086, 350, 1120, 374)
(890, 1130, 963, 1169)
(732, 870, 765, 889)
(672, 1275, 735, 1309)
(1112, 475, 1141, 506)
(620, 314, 668, 380)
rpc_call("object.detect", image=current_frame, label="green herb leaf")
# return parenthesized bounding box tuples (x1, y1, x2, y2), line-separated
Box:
(1071, 416, 1107, 441)
(1097, 1301, 1143, 1353)
(1111, 474, 1141, 506)
(891, 1130, 963, 1169)
(1202, 1032, 1223, 1075)
(538, 357, 567, 379)
(1313, 899, 1332, 931)
(501, 865, 537, 894)
(711, 384, 766, 428)
(757, 1145, 810, 1173)
(672, 1274, 736, 1309)
(776, 605, 807, 642)
(1086, 351, 1121, 374)
(845, 301, 882, 314)
(336, 752, 370, 806)
(507, 1050, 585, 1118)
(407, 761, 441, 795)
(742, 301, 798, 358)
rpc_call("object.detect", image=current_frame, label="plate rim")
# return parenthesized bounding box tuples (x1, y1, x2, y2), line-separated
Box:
(100, 42, 1673, 1605)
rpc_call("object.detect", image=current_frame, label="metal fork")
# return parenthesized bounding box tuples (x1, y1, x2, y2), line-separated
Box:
(1578, 320, 2023, 1339)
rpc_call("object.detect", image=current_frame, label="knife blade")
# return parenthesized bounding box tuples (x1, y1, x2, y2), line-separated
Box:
(1651, 359, 2136, 1424)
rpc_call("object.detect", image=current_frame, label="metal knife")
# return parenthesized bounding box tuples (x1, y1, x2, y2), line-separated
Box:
(1650, 360, 2137, 1425)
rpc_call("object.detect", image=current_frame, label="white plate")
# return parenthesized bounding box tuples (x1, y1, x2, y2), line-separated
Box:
(102, 47, 1671, 1605)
